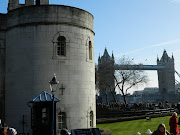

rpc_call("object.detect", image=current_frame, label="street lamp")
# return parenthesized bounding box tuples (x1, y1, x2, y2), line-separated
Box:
(49, 73, 59, 135)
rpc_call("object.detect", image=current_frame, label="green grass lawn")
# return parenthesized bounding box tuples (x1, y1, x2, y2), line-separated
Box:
(97, 116, 173, 135)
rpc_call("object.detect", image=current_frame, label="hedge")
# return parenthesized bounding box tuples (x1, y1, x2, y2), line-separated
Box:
(97, 112, 172, 124)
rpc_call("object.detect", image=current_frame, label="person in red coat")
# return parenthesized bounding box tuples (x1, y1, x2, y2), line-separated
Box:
(169, 112, 179, 135)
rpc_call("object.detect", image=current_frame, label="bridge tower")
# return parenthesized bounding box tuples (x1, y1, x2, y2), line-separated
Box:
(98, 48, 115, 104)
(157, 50, 175, 94)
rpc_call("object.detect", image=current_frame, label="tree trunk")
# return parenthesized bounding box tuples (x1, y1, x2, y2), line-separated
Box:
(122, 94, 127, 106)
(109, 87, 119, 106)
(105, 89, 108, 105)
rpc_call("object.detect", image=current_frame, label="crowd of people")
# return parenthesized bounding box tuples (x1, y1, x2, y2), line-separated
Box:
(97, 101, 177, 111)
(1, 112, 180, 135)
(151, 112, 179, 135)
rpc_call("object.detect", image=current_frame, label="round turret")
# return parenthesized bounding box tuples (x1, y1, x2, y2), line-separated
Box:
(5, 4, 95, 134)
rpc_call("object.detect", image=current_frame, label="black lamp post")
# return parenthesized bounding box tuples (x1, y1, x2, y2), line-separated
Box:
(49, 73, 59, 135)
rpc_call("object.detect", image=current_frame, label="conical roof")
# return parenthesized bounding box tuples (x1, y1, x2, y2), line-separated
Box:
(162, 50, 168, 58)
(103, 48, 110, 57)
(29, 91, 60, 103)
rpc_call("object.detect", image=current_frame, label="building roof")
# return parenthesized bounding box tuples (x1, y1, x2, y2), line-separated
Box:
(29, 91, 60, 103)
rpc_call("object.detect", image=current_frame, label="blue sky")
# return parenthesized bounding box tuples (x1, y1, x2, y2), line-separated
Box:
(1, 0, 180, 93)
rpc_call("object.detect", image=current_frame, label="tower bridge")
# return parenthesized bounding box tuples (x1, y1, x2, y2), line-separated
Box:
(98, 49, 178, 103)
(115, 64, 180, 85)
(114, 50, 175, 95)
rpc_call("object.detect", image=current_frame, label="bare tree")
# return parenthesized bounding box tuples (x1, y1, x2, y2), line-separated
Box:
(96, 60, 119, 105)
(96, 55, 148, 106)
(115, 56, 148, 105)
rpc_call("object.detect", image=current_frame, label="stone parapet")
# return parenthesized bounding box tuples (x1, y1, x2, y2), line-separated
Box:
(7, 5, 94, 34)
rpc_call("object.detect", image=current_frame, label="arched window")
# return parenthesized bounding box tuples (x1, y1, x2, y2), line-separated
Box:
(58, 112, 66, 130)
(89, 41, 92, 60)
(57, 36, 66, 56)
(90, 111, 93, 127)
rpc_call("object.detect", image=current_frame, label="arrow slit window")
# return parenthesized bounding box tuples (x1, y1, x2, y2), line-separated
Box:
(89, 41, 92, 60)
(90, 111, 93, 127)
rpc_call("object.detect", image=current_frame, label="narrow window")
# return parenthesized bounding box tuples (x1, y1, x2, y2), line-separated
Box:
(90, 111, 93, 127)
(57, 36, 66, 56)
(58, 112, 66, 130)
(89, 41, 92, 60)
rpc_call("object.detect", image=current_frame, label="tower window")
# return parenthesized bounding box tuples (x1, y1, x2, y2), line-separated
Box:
(90, 111, 93, 127)
(52, 31, 69, 60)
(89, 41, 92, 60)
(58, 112, 66, 130)
(57, 36, 66, 56)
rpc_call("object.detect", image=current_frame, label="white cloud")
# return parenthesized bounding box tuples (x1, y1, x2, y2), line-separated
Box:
(171, 0, 180, 3)
(118, 48, 145, 55)
(115, 39, 180, 57)
(151, 39, 180, 47)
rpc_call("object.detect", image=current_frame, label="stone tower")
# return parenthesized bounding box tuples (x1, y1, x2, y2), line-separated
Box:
(98, 48, 115, 104)
(157, 50, 175, 94)
(0, 0, 95, 134)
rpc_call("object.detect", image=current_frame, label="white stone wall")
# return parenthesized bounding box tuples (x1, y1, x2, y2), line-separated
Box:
(5, 5, 95, 134)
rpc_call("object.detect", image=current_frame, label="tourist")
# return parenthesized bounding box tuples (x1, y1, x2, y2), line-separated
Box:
(1, 123, 17, 135)
(169, 112, 179, 135)
(0, 128, 6, 135)
(152, 123, 169, 135)
(2, 123, 8, 135)
(0, 123, 8, 135)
